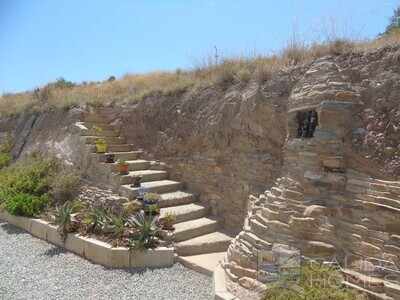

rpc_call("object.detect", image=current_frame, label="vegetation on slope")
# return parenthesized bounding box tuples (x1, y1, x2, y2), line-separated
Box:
(1, 10, 399, 117)
(262, 262, 367, 300)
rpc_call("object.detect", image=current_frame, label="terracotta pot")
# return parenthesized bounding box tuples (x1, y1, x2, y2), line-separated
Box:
(116, 163, 129, 174)
(162, 219, 175, 230)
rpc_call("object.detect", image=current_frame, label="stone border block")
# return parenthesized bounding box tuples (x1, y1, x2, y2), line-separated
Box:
(0, 210, 10, 222)
(384, 281, 400, 299)
(107, 247, 131, 268)
(130, 247, 174, 268)
(7, 214, 33, 232)
(30, 219, 50, 240)
(213, 265, 237, 300)
(65, 233, 85, 256)
(47, 224, 64, 247)
(1, 212, 176, 269)
(83, 237, 112, 265)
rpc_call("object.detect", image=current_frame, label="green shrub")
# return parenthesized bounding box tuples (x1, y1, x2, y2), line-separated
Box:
(0, 153, 12, 169)
(50, 169, 82, 202)
(0, 156, 58, 198)
(7, 193, 51, 217)
(262, 262, 367, 300)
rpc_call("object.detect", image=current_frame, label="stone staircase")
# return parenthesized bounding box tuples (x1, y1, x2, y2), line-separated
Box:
(75, 107, 234, 273)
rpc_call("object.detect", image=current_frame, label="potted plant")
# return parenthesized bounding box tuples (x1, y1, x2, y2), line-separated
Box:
(116, 158, 129, 175)
(132, 175, 142, 187)
(137, 188, 149, 201)
(105, 152, 115, 163)
(143, 193, 161, 214)
(161, 212, 175, 230)
(91, 125, 102, 145)
(95, 138, 107, 153)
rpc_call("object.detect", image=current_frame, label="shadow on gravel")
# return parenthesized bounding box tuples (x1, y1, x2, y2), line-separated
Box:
(0, 223, 26, 235)
(41, 245, 68, 257)
(122, 265, 175, 276)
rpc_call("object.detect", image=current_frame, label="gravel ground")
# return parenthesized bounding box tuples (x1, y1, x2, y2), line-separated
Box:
(227, 278, 260, 300)
(0, 221, 212, 300)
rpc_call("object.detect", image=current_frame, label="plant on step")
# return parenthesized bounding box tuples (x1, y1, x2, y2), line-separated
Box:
(84, 204, 107, 233)
(161, 211, 175, 230)
(116, 158, 129, 175)
(132, 175, 142, 187)
(91, 125, 102, 132)
(105, 152, 115, 163)
(127, 210, 160, 250)
(51, 201, 82, 242)
(6, 193, 52, 217)
(143, 193, 161, 214)
(261, 261, 367, 300)
(91, 125, 102, 145)
(95, 138, 107, 153)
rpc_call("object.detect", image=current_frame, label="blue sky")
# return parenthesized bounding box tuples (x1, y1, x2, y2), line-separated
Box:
(0, 0, 398, 93)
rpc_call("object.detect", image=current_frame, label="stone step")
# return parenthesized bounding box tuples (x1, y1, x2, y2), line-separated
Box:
(158, 190, 198, 208)
(85, 136, 126, 145)
(160, 202, 212, 224)
(84, 123, 117, 131)
(342, 281, 393, 300)
(271, 187, 283, 197)
(101, 144, 134, 152)
(341, 268, 385, 294)
(96, 151, 142, 162)
(375, 197, 400, 210)
(161, 216, 224, 242)
(174, 230, 235, 256)
(84, 113, 115, 124)
(177, 252, 227, 277)
(98, 159, 151, 173)
(81, 129, 119, 137)
(90, 107, 120, 114)
(120, 180, 184, 199)
(113, 170, 169, 186)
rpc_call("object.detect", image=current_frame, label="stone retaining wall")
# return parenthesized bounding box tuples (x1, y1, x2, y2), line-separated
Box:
(165, 151, 282, 232)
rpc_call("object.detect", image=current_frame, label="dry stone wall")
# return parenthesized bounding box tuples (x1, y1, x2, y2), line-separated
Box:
(116, 82, 293, 232)
(225, 58, 400, 297)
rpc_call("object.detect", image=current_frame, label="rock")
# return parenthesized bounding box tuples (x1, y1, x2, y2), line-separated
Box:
(304, 241, 337, 258)
(238, 276, 266, 292)
(385, 147, 396, 156)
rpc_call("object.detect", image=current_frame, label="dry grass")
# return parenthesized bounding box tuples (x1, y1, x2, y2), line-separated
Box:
(1, 33, 399, 117)
(0, 72, 198, 116)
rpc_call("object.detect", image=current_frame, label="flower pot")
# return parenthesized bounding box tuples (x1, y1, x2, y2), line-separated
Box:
(116, 163, 129, 175)
(96, 144, 107, 153)
(144, 200, 158, 213)
(132, 175, 142, 187)
(162, 219, 175, 230)
(137, 188, 149, 201)
(105, 153, 115, 163)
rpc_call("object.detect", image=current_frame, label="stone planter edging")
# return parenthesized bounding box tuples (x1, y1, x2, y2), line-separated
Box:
(0, 210, 174, 268)
(213, 264, 238, 300)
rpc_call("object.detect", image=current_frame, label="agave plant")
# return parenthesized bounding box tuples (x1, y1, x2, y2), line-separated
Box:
(52, 201, 82, 242)
(104, 208, 128, 237)
(127, 210, 160, 250)
(85, 204, 107, 233)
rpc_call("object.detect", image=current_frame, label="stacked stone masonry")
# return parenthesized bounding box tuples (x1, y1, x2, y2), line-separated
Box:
(225, 59, 400, 299)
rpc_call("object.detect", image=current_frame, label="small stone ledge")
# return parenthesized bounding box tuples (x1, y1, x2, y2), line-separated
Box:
(0, 210, 174, 269)
(213, 265, 238, 300)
